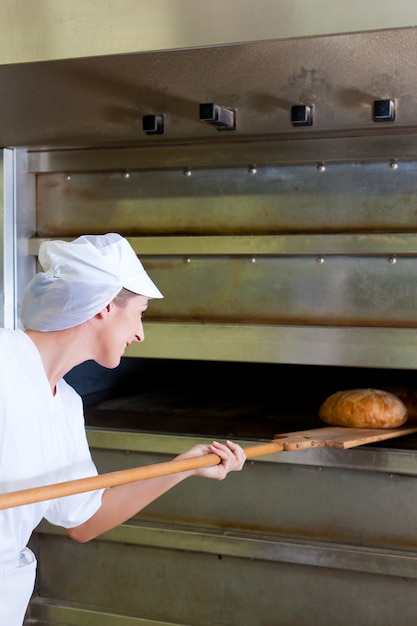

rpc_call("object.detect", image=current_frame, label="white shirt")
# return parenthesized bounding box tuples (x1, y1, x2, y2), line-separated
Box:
(0, 328, 104, 563)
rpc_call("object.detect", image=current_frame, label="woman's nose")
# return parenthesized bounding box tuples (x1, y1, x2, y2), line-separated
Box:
(134, 320, 145, 343)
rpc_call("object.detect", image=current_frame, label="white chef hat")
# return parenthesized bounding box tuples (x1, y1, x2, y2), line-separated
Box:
(20, 233, 163, 331)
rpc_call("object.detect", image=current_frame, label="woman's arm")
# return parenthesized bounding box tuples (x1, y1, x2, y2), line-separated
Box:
(66, 440, 246, 543)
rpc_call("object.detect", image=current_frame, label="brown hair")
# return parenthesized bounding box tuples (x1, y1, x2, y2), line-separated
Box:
(113, 288, 139, 307)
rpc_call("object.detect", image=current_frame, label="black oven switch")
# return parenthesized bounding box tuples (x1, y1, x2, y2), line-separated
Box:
(373, 99, 396, 122)
(291, 104, 313, 127)
(143, 114, 164, 135)
(199, 103, 236, 130)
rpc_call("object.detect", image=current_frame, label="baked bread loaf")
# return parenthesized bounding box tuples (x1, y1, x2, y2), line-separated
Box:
(383, 386, 417, 422)
(319, 388, 407, 428)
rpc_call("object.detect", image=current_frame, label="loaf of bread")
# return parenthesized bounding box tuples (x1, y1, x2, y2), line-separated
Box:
(383, 386, 417, 422)
(319, 388, 408, 428)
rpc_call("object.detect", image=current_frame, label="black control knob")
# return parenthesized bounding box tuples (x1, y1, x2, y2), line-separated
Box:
(143, 114, 164, 135)
(373, 99, 396, 122)
(291, 104, 313, 127)
(199, 103, 236, 131)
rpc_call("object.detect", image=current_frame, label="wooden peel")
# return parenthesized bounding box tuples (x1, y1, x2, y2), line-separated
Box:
(1, 425, 417, 511)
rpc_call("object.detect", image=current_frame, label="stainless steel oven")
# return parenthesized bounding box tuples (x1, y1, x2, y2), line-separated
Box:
(2, 23, 417, 626)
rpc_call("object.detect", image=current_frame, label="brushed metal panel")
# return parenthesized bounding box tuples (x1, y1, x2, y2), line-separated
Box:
(75, 254, 417, 327)
(83, 446, 417, 551)
(1, 28, 417, 150)
(26, 233, 417, 256)
(2, 149, 36, 329)
(127, 323, 417, 368)
(28, 600, 171, 625)
(38, 520, 417, 579)
(27, 133, 417, 170)
(85, 429, 417, 477)
(35, 161, 417, 235)
(31, 531, 417, 625)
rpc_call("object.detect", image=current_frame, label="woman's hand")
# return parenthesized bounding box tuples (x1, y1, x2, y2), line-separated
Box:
(175, 440, 246, 481)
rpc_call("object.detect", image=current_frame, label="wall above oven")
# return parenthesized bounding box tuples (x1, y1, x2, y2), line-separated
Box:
(2, 1, 417, 66)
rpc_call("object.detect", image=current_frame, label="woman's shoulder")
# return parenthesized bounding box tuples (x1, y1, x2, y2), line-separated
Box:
(0, 328, 40, 365)
(0, 327, 27, 347)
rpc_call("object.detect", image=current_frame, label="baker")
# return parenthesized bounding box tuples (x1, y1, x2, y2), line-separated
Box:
(0, 233, 246, 626)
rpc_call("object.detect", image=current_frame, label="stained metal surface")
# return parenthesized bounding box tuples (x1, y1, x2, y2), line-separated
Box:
(30, 529, 417, 622)
(27, 437, 417, 625)
(7, 29, 417, 371)
(29, 528, 417, 626)
(38, 519, 417, 579)
(27, 158, 417, 366)
(15, 249, 417, 329)
(1, 150, 37, 329)
(56, 254, 417, 327)
(85, 429, 417, 478)
(26, 233, 417, 257)
(33, 161, 417, 235)
(0, 28, 416, 152)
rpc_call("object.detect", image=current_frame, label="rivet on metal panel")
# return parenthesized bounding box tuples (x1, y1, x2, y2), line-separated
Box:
(248, 165, 257, 174)
(65, 174, 71, 181)
(388, 256, 397, 264)
(316, 256, 324, 264)
(183, 257, 191, 264)
(317, 162, 326, 172)
(249, 257, 256, 264)
(389, 159, 399, 170)
(183, 167, 192, 177)
(122, 171, 130, 179)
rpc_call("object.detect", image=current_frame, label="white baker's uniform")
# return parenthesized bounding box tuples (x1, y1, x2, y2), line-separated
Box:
(0, 329, 105, 625)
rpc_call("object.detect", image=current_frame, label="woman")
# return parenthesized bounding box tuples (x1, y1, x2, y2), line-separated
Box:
(0, 233, 246, 626)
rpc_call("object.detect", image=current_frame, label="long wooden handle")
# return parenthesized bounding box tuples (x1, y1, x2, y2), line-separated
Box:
(0, 440, 285, 511)
(5, 423, 415, 511)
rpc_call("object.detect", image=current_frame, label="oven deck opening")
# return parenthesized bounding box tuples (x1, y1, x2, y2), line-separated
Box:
(65, 359, 417, 451)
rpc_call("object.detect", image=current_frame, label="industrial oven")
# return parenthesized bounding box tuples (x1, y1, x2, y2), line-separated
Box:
(2, 23, 417, 626)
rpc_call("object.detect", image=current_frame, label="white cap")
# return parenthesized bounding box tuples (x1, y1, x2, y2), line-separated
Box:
(21, 233, 163, 331)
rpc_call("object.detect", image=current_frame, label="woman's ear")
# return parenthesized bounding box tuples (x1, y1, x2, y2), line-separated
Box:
(96, 302, 113, 319)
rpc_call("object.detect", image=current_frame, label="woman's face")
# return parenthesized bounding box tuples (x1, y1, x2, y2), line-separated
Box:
(96, 294, 148, 368)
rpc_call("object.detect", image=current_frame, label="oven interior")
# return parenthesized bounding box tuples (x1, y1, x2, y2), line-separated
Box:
(69, 359, 417, 446)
